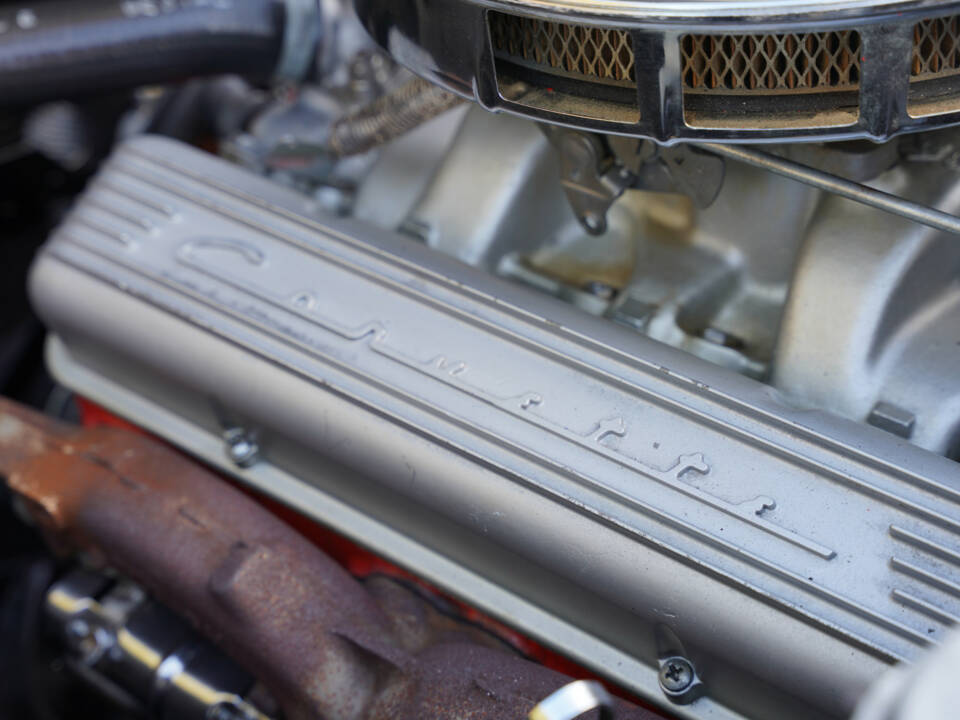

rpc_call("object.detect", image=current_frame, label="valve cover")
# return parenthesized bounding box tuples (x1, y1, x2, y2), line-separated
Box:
(29, 136, 960, 720)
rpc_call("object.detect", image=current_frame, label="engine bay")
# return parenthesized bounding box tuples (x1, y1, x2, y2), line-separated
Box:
(2, 1, 960, 720)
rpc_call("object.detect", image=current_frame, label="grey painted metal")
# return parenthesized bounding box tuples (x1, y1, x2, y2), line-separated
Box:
(701, 143, 960, 237)
(28, 136, 960, 720)
(773, 159, 960, 456)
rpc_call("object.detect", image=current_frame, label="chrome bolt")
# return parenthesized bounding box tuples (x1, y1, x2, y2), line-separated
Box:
(224, 428, 259, 468)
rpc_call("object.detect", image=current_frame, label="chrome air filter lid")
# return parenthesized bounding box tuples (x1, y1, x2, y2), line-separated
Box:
(354, 0, 960, 142)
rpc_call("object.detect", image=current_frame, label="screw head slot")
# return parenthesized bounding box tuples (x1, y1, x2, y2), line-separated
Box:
(658, 656, 703, 704)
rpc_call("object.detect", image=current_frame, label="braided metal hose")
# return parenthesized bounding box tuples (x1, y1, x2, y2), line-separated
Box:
(328, 76, 464, 157)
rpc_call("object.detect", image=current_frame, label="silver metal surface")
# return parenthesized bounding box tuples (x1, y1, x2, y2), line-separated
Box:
(224, 427, 261, 467)
(853, 629, 960, 720)
(660, 659, 695, 694)
(401, 107, 584, 269)
(529, 680, 615, 720)
(375, 106, 792, 383)
(542, 125, 632, 235)
(274, 0, 321, 81)
(47, 568, 269, 720)
(658, 654, 706, 704)
(773, 158, 960, 456)
(352, 103, 469, 229)
(399, 112, 960, 452)
(29, 136, 960, 720)
(701, 143, 960, 237)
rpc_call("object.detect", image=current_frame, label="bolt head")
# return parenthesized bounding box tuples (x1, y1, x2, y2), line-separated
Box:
(224, 429, 259, 468)
(229, 440, 256, 464)
(659, 657, 695, 693)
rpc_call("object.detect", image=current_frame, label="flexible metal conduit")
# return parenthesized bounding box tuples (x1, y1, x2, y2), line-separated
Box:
(328, 76, 464, 157)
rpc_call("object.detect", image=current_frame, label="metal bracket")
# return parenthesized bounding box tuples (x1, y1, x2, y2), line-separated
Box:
(542, 126, 632, 235)
(609, 137, 725, 209)
(544, 127, 727, 235)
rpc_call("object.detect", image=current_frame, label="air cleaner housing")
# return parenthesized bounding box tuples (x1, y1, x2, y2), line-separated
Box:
(354, 0, 960, 142)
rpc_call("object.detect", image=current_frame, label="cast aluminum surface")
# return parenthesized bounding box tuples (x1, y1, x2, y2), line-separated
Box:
(29, 136, 960, 719)
(773, 157, 960, 456)
(360, 105, 960, 451)
(853, 628, 960, 720)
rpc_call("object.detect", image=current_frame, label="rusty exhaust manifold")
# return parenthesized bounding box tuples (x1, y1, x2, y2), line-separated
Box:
(0, 397, 658, 720)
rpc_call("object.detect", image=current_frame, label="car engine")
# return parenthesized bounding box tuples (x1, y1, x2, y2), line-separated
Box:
(1, 1, 960, 720)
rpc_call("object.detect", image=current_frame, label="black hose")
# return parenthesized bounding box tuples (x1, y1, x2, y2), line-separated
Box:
(0, 0, 290, 108)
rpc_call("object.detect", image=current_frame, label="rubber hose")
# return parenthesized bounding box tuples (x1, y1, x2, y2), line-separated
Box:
(0, 0, 290, 108)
